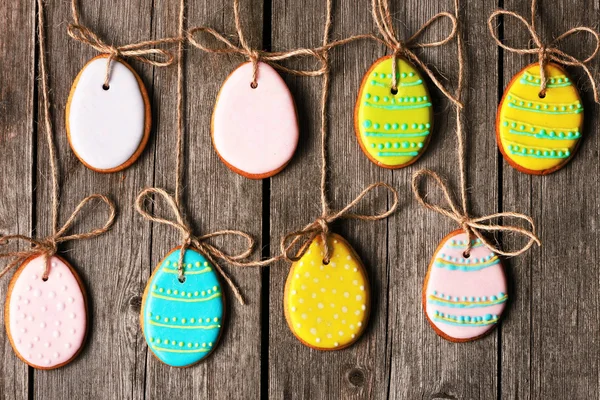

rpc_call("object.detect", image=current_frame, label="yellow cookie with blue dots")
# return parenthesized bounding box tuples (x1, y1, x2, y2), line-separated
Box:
(284, 234, 370, 350)
(497, 63, 583, 175)
(355, 55, 433, 169)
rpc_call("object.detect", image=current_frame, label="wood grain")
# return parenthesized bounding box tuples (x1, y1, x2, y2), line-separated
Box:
(387, 0, 500, 399)
(144, 0, 263, 399)
(501, 1, 600, 399)
(0, 0, 34, 398)
(269, 0, 391, 398)
(0, 0, 598, 398)
(33, 0, 155, 398)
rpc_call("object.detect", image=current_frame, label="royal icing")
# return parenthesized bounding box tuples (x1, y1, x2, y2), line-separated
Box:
(212, 61, 298, 178)
(284, 234, 369, 350)
(141, 248, 224, 367)
(497, 63, 583, 174)
(423, 231, 507, 341)
(355, 56, 432, 168)
(67, 55, 150, 172)
(5, 255, 87, 369)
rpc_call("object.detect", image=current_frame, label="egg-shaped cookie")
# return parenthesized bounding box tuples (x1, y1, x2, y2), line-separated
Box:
(212, 61, 299, 179)
(423, 230, 507, 342)
(284, 234, 370, 350)
(355, 55, 433, 168)
(66, 55, 151, 173)
(497, 63, 583, 175)
(5, 255, 87, 369)
(141, 248, 224, 367)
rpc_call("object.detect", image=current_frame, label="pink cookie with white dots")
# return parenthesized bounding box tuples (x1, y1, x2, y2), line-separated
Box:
(4, 255, 87, 369)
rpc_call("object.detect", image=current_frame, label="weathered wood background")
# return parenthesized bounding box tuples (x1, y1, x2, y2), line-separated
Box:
(0, 0, 598, 399)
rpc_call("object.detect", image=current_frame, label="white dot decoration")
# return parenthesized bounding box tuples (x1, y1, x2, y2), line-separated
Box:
(6, 255, 87, 368)
(284, 234, 369, 349)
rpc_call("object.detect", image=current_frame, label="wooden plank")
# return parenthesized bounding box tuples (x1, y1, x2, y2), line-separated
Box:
(33, 0, 155, 398)
(269, 1, 392, 398)
(0, 0, 35, 399)
(144, 0, 263, 399)
(387, 0, 500, 399)
(501, 1, 600, 398)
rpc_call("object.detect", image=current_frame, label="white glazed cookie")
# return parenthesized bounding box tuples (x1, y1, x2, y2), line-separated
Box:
(66, 55, 151, 173)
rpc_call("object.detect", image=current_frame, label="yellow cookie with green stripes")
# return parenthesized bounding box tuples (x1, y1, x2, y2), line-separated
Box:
(355, 55, 433, 169)
(497, 63, 583, 175)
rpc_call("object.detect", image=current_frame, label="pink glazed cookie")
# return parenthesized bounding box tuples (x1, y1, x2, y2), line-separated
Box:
(212, 61, 299, 179)
(5, 255, 87, 369)
(423, 230, 507, 342)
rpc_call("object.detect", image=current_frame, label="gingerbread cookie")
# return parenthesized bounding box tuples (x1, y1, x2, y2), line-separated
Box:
(66, 54, 151, 173)
(4, 255, 87, 369)
(422, 230, 507, 342)
(284, 234, 370, 350)
(212, 61, 299, 179)
(141, 248, 224, 367)
(355, 55, 433, 169)
(497, 63, 583, 175)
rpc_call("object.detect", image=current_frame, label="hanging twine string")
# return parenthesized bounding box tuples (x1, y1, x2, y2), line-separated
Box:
(175, 0, 186, 206)
(412, 0, 540, 257)
(276, 0, 399, 264)
(488, 0, 600, 101)
(368, 0, 463, 106)
(0, 0, 116, 280)
(67, 0, 182, 87)
(136, 0, 261, 304)
(188, 0, 328, 86)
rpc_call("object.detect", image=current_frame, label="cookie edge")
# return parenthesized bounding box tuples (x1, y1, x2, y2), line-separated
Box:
(66, 54, 152, 174)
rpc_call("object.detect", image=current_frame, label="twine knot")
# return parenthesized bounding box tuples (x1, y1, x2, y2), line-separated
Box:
(488, 6, 600, 102)
(0, 194, 116, 281)
(393, 41, 407, 56)
(187, 0, 328, 83)
(68, 0, 182, 87)
(135, 188, 258, 305)
(280, 183, 398, 264)
(371, 0, 463, 107)
(412, 169, 541, 257)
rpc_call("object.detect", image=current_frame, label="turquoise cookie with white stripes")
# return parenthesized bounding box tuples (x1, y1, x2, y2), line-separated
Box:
(497, 63, 583, 175)
(355, 56, 433, 168)
(423, 230, 507, 342)
(141, 248, 224, 367)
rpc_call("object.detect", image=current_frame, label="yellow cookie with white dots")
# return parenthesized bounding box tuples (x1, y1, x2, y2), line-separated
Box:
(284, 233, 370, 350)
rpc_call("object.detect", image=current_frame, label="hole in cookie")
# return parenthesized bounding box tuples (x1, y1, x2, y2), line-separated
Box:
(538, 91, 546, 99)
(250, 82, 258, 89)
(178, 275, 186, 283)
(390, 87, 398, 95)
(102, 84, 110, 91)
(42, 277, 48, 282)
(322, 259, 330, 265)
(462, 251, 471, 259)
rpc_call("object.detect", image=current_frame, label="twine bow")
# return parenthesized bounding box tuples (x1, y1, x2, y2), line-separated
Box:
(136, 188, 257, 305)
(371, 0, 463, 107)
(412, 169, 540, 257)
(488, 1, 600, 101)
(188, 0, 327, 87)
(280, 183, 399, 264)
(0, 194, 116, 280)
(68, 0, 181, 87)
